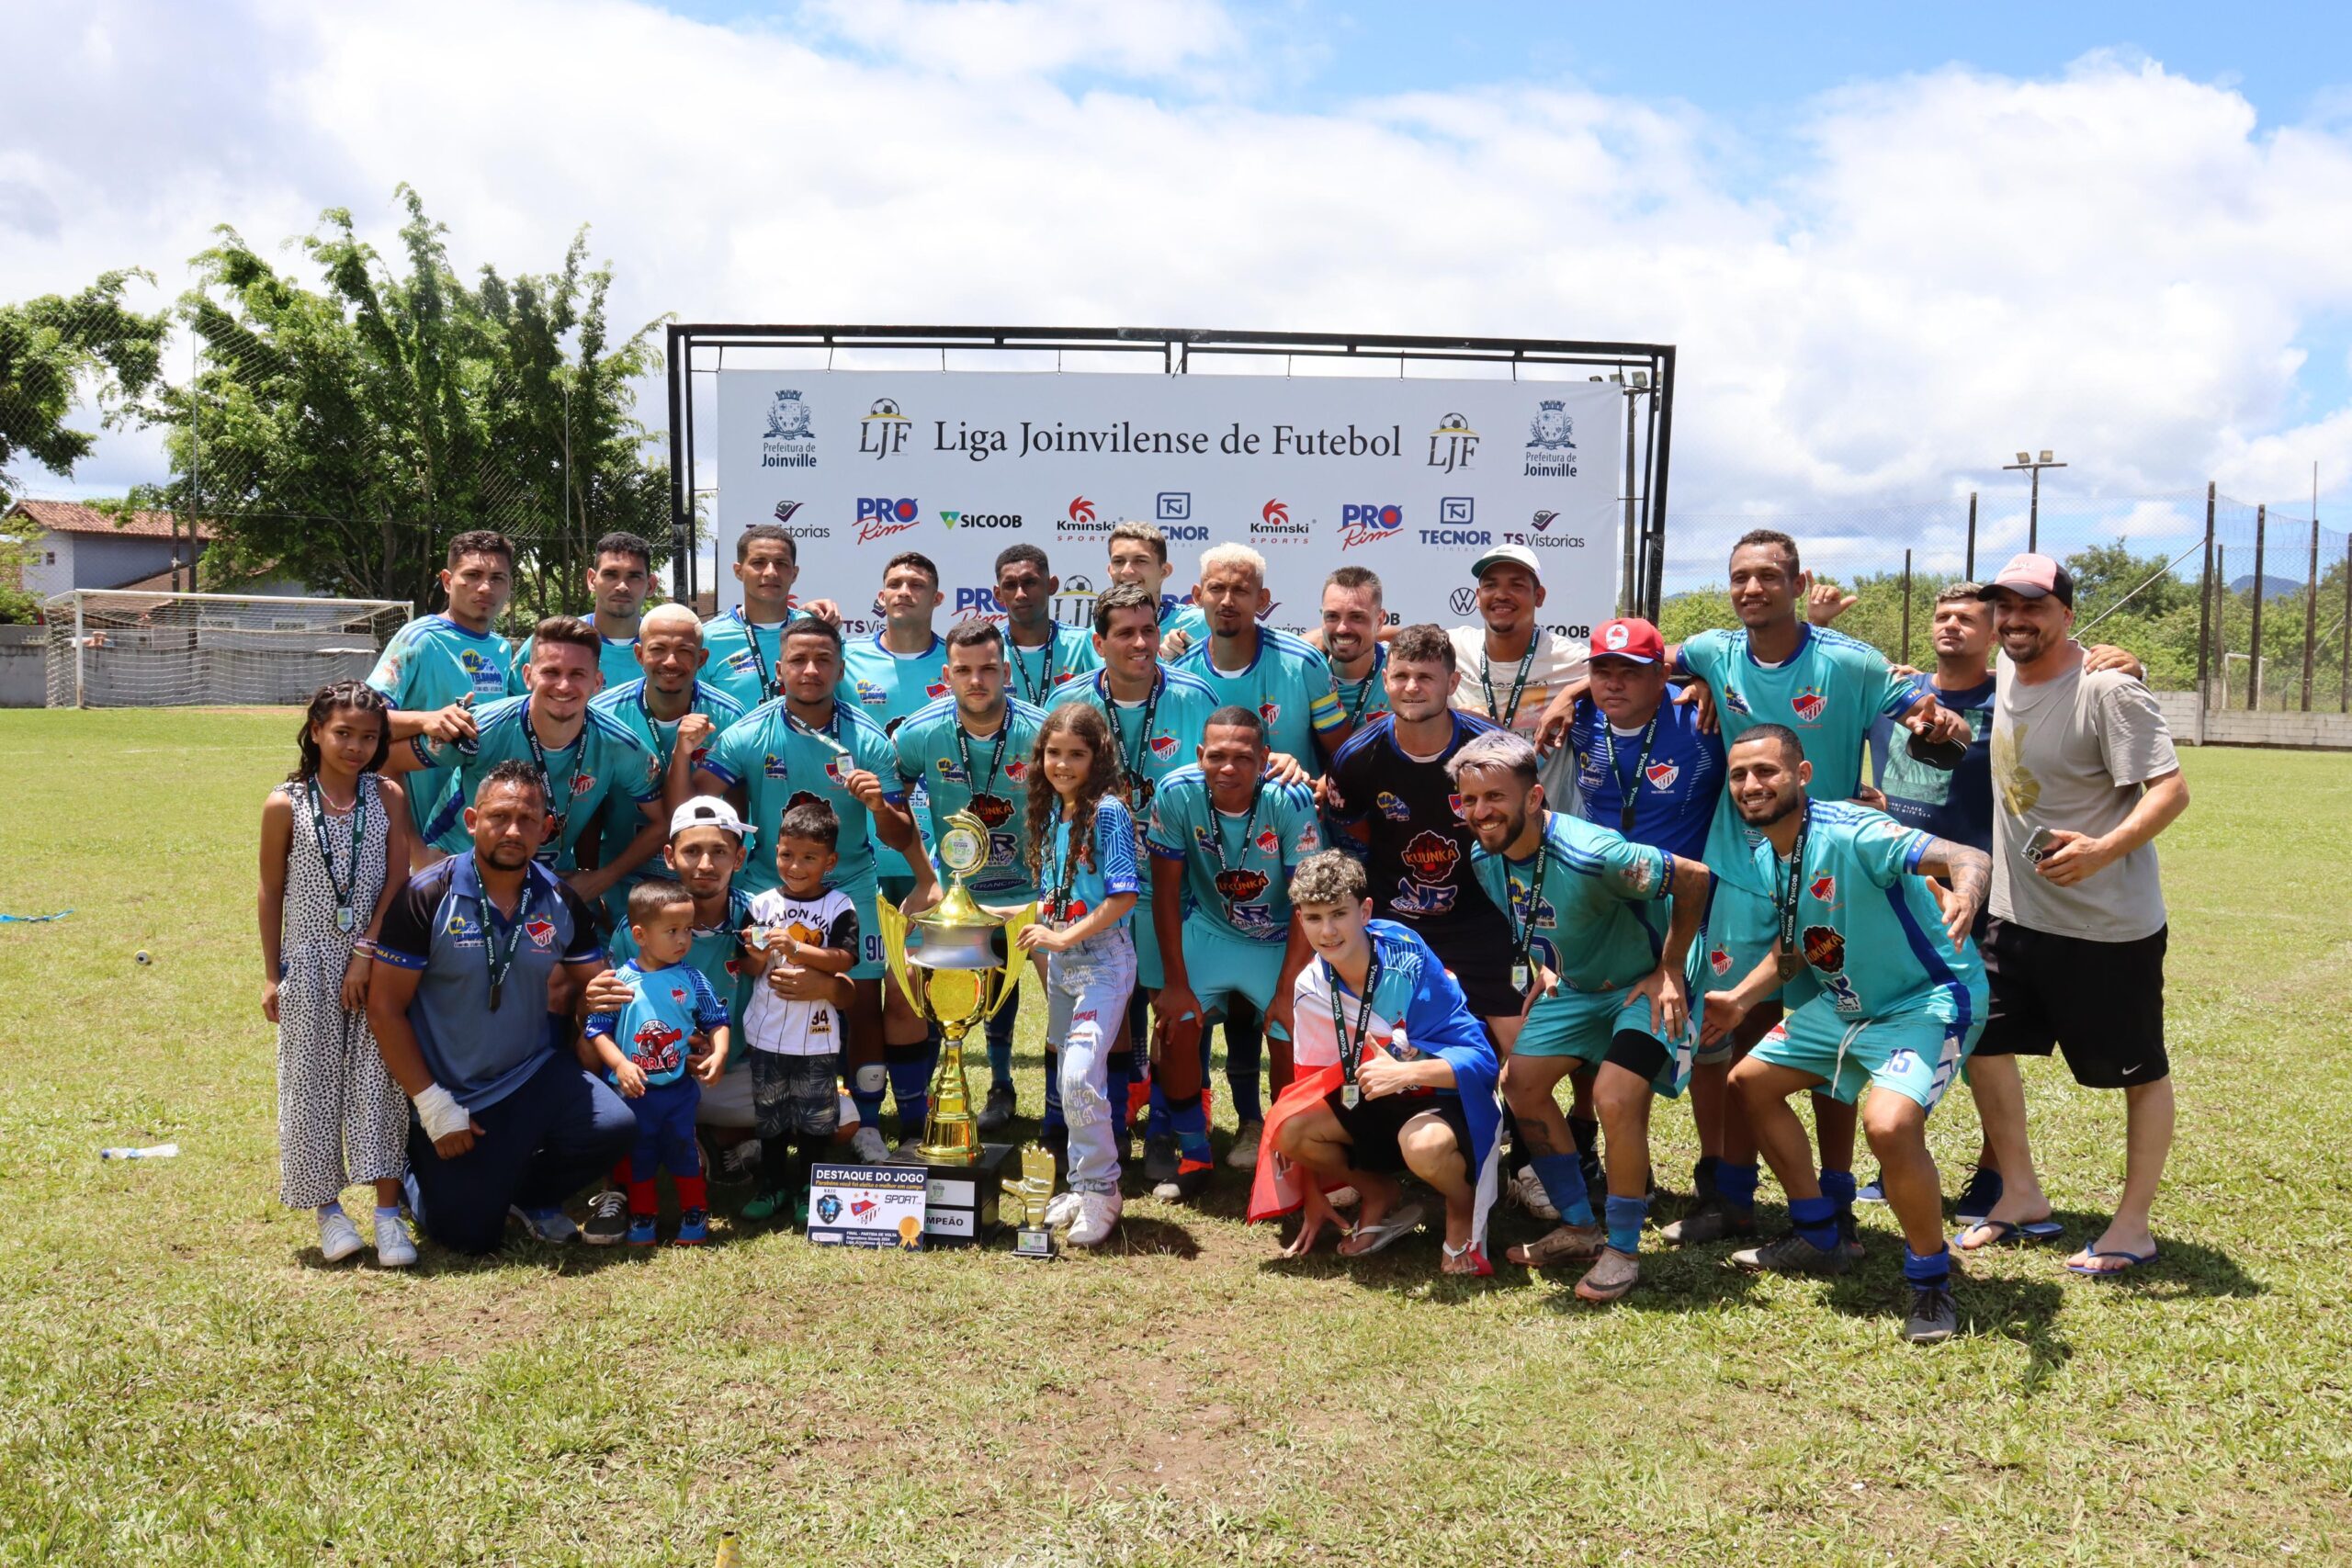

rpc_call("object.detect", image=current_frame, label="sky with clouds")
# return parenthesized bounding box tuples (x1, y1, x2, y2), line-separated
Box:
(7, 0, 2352, 584)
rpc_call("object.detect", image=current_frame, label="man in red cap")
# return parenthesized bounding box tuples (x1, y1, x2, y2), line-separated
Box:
(1976, 552, 2188, 1279)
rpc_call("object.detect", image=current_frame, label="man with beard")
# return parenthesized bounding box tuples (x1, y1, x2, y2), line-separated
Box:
(1700, 725, 1991, 1344)
(702, 524, 843, 713)
(1445, 546, 1588, 802)
(1451, 730, 1712, 1303)
(1321, 566, 1390, 729)
(518, 532, 660, 688)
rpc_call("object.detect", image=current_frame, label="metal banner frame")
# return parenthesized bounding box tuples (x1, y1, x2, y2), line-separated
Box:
(665, 325, 1676, 619)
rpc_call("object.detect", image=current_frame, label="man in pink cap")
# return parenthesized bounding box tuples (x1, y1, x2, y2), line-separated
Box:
(1975, 553, 2188, 1279)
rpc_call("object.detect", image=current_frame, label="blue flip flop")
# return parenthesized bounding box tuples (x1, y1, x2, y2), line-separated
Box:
(2066, 1247, 2157, 1279)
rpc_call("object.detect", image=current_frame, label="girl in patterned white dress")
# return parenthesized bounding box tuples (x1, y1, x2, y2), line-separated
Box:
(258, 682, 416, 1266)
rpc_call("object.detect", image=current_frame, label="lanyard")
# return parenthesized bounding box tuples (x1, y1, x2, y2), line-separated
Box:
(789, 705, 852, 761)
(1326, 948, 1385, 1108)
(636, 682, 696, 773)
(1600, 710, 1661, 835)
(1504, 825, 1552, 987)
(519, 699, 579, 859)
(1045, 812, 1083, 925)
(1012, 629, 1058, 707)
(1210, 778, 1264, 888)
(306, 779, 368, 932)
(481, 879, 533, 1011)
(1771, 802, 1813, 980)
(955, 710, 1012, 800)
(1479, 635, 1538, 728)
(733, 609, 780, 703)
(1102, 671, 1164, 805)
(1336, 645, 1385, 729)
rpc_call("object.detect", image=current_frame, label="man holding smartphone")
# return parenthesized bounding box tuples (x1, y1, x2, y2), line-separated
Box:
(1977, 554, 2188, 1280)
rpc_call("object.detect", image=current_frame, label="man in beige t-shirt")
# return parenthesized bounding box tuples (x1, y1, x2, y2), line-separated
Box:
(1446, 545, 1589, 806)
(1973, 554, 2188, 1280)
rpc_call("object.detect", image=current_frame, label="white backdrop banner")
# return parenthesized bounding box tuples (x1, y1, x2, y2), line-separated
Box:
(715, 369, 1620, 639)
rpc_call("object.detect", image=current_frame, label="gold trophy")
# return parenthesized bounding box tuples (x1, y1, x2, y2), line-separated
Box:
(876, 809, 1035, 1165)
(1002, 1142, 1058, 1260)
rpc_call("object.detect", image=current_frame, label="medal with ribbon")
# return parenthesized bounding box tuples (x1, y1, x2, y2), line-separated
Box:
(1328, 947, 1385, 1111)
(1771, 801, 1813, 983)
(306, 778, 368, 934)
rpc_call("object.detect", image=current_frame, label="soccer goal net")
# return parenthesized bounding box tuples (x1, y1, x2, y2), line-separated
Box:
(41, 591, 413, 708)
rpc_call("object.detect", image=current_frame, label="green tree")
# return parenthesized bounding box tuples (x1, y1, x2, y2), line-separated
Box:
(145, 187, 669, 619)
(2063, 537, 2197, 622)
(0, 271, 169, 511)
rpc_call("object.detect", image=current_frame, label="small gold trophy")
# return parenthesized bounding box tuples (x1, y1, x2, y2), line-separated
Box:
(876, 809, 1035, 1165)
(1003, 1142, 1058, 1259)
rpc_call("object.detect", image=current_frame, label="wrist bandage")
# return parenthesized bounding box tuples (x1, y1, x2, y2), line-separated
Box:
(412, 1083, 470, 1141)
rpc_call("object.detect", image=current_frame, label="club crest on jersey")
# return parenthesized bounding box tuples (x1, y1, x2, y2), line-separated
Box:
(1391, 877, 1457, 917)
(1645, 761, 1680, 791)
(1376, 791, 1411, 822)
(1004, 759, 1030, 783)
(1708, 946, 1733, 976)
(524, 917, 557, 948)
(669, 987, 689, 1003)
(762, 752, 789, 779)
(1447, 793, 1466, 818)
(1149, 735, 1181, 761)
(570, 771, 595, 797)
(924, 681, 950, 699)
(1400, 829, 1460, 885)
(1259, 701, 1281, 727)
(1254, 827, 1280, 856)
(1809, 874, 1837, 903)
(823, 756, 845, 785)
(630, 1021, 685, 1071)
(1792, 685, 1827, 723)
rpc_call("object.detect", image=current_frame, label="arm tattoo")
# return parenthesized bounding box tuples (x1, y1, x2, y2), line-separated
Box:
(1921, 838, 1991, 919)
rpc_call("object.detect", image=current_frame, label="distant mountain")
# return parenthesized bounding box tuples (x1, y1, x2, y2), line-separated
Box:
(2228, 573, 2311, 598)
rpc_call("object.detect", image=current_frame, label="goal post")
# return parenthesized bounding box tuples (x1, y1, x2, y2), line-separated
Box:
(40, 591, 413, 708)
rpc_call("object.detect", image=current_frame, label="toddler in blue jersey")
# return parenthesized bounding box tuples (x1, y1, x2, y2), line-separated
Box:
(1008, 704, 1140, 1247)
(583, 880, 731, 1246)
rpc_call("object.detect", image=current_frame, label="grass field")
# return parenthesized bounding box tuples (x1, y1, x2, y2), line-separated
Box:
(3, 708, 2349, 1565)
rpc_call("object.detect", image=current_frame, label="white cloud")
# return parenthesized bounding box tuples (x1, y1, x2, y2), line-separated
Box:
(6, 2, 2352, 584)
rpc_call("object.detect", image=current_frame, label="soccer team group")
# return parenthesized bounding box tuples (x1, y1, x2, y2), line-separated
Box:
(258, 513, 2189, 1344)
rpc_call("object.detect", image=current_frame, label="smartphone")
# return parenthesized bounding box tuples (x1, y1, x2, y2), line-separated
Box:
(2021, 826, 2058, 863)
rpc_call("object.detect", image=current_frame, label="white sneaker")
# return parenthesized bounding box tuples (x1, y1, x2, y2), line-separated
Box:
(850, 1126, 892, 1164)
(1045, 1190, 1083, 1228)
(317, 1208, 365, 1263)
(1510, 1166, 1561, 1222)
(373, 1214, 418, 1268)
(1068, 1191, 1124, 1247)
(1226, 1120, 1264, 1170)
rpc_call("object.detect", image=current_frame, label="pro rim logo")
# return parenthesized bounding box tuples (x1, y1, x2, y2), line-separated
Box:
(854, 496, 922, 546)
(1339, 502, 1405, 549)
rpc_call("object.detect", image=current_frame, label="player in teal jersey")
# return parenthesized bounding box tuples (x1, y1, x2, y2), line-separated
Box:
(1453, 728, 1713, 1303)
(586, 604, 749, 917)
(700, 523, 844, 713)
(1321, 566, 1392, 729)
(367, 530, 525, 855)
(392, 619, 666, 897)
(1655, 528, 1967, 1251)
(892, 620, 1050, 1132)
(695, 616, 927, 1161)
(1104, 520, 1205, 650)
(1701, 725, 1991, 1343)
(1146, 705, 1324, 1199)
(1170, 543, 1351, 779)
(838, 551, 951, 897)
(516, 531, 656, 689)
(994, 544, 1102, 708)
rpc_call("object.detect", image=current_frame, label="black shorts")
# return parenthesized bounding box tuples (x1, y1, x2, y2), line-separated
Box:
(1976, 918, 2168, 1089)
(1319, 1087, 1474, 1176)
(1419, 927, 1522, 1021)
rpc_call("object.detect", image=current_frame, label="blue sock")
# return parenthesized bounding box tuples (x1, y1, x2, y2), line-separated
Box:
(1146, 1079, 1170, 1142)
(1790, 1195, 1838, 1252)
(1105, 1053, 1132, 1140)
(1605, 1193, 1647, 1255)
(317, 1201, 344, 1219)
(373, 1203, 400, 1222)
(1043, 1048, 1066, 1134)
(987, 996, 1017, 1092)
(1904, 1244, 1952, 1286)
(1531, 1153, 1594, 1226)
(886, 1045, 933, 1138)
(1716, 1161, 1759, 1214)
(1819, 1168, 1858, 1212)
(1169, 1093, 1212, 1165)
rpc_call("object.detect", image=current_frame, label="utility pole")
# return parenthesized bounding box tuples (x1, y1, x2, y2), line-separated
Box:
(2002, 449, 2066, 555)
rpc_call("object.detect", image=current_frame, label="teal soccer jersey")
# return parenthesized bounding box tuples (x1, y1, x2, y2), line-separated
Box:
(517, 631, 641, 690)
(1005, 624, 1102, 710)
(609, 886, 756, 1066)
(700, 609, 789, 713)
(367, 613, 523, 837)
(582, 959, 730, 1089)
(588, 678, 749, 885)
(1674, 624, 1920, 894)
(1161, 600, 1206, 645)
(700, 699, 903, 899)
(838, 632, 951, 884)
(1466, 810, 1673, 992)
(1145, 766, 1323, 945)
(415, 694, 661, 867)
(1040, 796, 1141, 929)
(1172, 627, 1346, 776)
(892, 697, 1050, 898)
(1747, 800, 1984, 1021)
(1331, 644, 1391, 729)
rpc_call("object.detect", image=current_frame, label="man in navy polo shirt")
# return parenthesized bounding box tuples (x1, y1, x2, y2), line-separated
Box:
(368, 759, 637, 1253)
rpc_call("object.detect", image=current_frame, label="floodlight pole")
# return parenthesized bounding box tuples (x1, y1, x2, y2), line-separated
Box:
(73, 592, 86, 708)
(2002, 454, 2067, 554)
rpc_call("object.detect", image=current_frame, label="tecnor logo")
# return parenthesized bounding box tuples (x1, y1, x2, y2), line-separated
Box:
(1252, 498, 1310, 542)
(939, 510, 1023, 530)
(858, 397, 911, 462)
(760, 389, 816, 470)
(1339, 502, 1404, 549)
(1428, 412, 1479, 474)
(854, 496, 922, 545)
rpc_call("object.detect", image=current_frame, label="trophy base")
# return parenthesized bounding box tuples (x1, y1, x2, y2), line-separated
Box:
(1013, 1225, 1057, 1260)
(886, 1141, 1012, 1247)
